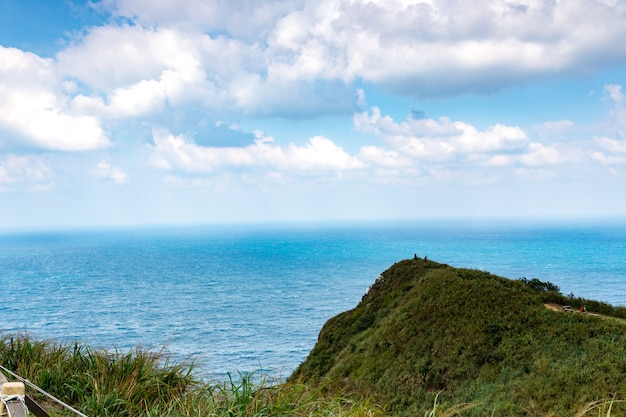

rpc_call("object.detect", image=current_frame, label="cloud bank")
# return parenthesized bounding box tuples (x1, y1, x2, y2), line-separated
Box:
(4, 0, 626, 147)
(1, 0, 626, 226)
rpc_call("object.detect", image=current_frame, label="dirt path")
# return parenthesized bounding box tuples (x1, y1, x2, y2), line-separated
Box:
(544, 303, 626, 324)
(544, 303, 563, 312)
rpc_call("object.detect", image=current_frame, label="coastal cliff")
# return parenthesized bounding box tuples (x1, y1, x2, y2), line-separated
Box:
(290, 257, 626, 416)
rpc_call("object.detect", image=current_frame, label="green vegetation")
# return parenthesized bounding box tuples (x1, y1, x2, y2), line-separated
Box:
(0, 334, 383, 416)
(291, 257, 626, 416)
(2, 257, 626, 416)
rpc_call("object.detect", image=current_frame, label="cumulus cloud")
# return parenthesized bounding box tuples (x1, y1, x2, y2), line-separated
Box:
(57, 26, 216, 96)
(60, 25, 227, 119)
(109, 0, 301, 40)
(353, 106, 555, 167)
(147, 102, 574, 186)
(57, 0, 626, 123)
(2, 0, 620, 148)
(57, 22, 357, 119)
(288, 0, 605, 94)
(148, 129, 365, 177)
(3, 0, 626, 192)
(332, 0, 626, 96)
(0, 46, 110, 152)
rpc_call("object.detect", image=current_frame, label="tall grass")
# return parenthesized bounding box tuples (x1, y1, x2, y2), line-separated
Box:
(0, 334, 193, 416)
(0, 334, 384, 416)
(424, 392, 478, 417)
(574, 397, 626, 417)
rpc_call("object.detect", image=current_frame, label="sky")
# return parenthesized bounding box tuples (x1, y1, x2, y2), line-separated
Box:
(1, 0, 626, 230)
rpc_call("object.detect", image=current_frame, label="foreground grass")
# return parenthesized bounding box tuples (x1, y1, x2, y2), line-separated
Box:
(0, 334, 384, 417)
(1, 334, 624, 417)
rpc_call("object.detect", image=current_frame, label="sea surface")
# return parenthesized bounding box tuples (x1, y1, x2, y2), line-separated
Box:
(0, 220, 625, 380)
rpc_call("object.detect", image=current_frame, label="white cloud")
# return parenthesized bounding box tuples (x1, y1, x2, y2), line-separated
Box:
(58, 25, 178, 92)
(532, 120, 576, 140)
(453, 123, 528, 154)
(358, 146, 414, 168)
(110, 0, 302, 40)
(353, 106, 554, 167)
(596, 137, 626, 154)
(590, 84, 626, 165)
(592, 136, 626, 166)
(486, 142, 562, 167)
(0, 154, 52, 191)
(56, 0, 626, 123)
(147, 103, 574, 187)
(59, 26, 222, 116)
(0, 46, 110, 152)
(148, 129, 365, 177)
(605, 84, 624, 106)
(604, 84, 626, 135)
(591, 151, 626, 165)
(3, 1, 626, 196)
(57, 21, 356, 119)
(93, 162, 129, 184)
(262, 0, 626, 97)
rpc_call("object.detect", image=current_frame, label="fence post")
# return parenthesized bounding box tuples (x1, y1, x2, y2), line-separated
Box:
(0, 376, 28, 417)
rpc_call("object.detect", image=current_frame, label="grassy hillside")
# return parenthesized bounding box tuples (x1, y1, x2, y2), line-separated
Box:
(0, 336, 383, 416)
(290, 257, 626, 416)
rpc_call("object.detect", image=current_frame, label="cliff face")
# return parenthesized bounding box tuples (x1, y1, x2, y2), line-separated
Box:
(290, 257, 626, 416)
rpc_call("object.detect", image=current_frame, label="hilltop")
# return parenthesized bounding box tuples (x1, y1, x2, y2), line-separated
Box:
(290, 257, 626, 416)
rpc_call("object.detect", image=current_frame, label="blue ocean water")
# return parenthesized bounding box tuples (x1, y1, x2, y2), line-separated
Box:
(0, 221, 625, 380)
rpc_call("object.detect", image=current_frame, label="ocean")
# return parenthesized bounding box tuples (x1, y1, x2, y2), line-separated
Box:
(0, 221, 625, 380)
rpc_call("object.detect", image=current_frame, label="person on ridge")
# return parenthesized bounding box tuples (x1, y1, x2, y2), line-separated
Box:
(580, 305, 586, 313)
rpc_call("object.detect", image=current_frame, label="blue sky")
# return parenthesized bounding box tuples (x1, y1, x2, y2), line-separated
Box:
(1, 0, 626, 230)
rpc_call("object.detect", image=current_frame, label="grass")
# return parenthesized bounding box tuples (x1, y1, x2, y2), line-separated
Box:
(0, 335, 193, 416)
(291, 257, 626, 416)
(0, 334, 385, 416)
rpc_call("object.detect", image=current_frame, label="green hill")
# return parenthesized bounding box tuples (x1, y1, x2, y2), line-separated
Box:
(290, 257, 626, 416)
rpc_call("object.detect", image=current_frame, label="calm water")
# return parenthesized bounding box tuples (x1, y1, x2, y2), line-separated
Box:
(0, 221, 625, 379)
